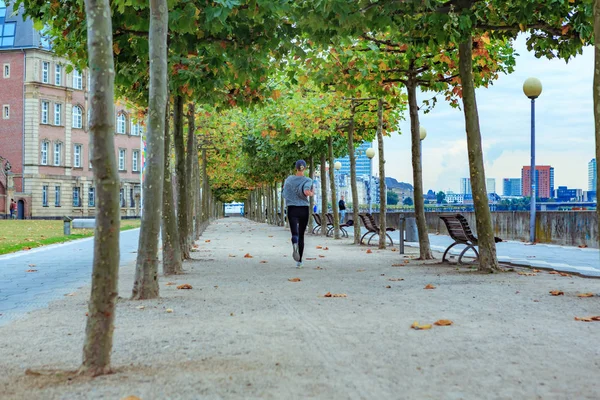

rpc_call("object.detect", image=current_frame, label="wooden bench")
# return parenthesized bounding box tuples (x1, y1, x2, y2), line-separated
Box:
(311, 213, 331, 235)
(439, 213, 502, 264)
(324, 213, 351, 238)
(358, 213, 395, 245)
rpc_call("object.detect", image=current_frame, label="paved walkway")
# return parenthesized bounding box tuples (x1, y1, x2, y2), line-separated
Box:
(0, 229, 140, 326)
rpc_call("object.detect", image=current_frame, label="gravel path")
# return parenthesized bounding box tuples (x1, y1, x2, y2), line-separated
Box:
(1, 217, 599, 400)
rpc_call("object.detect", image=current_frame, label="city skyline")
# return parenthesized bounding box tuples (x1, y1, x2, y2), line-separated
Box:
(376, 34, 596, 194)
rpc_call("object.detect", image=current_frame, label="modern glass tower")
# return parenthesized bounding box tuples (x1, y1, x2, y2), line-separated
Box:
(589, 158, 597, 191)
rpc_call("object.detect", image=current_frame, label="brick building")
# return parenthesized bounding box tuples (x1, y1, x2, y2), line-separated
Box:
(521, 165, 554, 199)
(0, 2, 143, 219)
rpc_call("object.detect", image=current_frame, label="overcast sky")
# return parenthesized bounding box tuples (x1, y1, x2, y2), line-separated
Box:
(377, 34, 596, 194)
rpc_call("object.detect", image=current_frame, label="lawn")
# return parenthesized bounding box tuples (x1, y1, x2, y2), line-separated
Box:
(0, 219, 141, 255)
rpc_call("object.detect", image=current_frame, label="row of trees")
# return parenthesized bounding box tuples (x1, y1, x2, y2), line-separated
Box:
(15, 0, 600, 377)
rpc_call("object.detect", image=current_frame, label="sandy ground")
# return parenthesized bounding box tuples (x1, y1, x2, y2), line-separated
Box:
(0, 217, 599, 400)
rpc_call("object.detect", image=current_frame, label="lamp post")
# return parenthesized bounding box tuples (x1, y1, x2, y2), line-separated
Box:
(334, 161, 342, 200)
(366, 147, 375, 213)
(419, 126, 427, 169)
(523, 77, 542, 243)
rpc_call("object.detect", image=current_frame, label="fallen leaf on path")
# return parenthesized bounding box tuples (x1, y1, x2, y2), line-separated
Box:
(424, 284, 436, 289)
(230, 313, 234, 316)
(260, 260, 268, 264)
(323, 247, 329, 250)
(578, 244, 588, 248)
(228, 254, 236, 257)
(28, 264, 36, 267)
(205, 240, 211, 243)
(244, 253, 253, 258)
(314, 266, 324, 270)
(288, 278, 301, 282)
(165, 282, 176, 286)
(192, 244, 199, 249)
(549, 290, 564, 296)
(411, 321, 432, 330)
(518, 272, 537, 276)
(306, 257, 316, 260)
(559, 272, 571, 277)
(574, 316, 600, 322)
(385, 285, 391, 289)
(136, 305, 145, 310)
(532, 269, 541, 273)
(324, 292, 347, 298)
(268, 236, 273, 238)
(391, 264, 404, 267)
(549, 271, 560, 275)
(577, 293, 594, 298)
(391, 248, 398, 252)
(316, 246, 322, 249)
(25, 269, 37, 272)
(388, 278, 404, 281)
(177, 284, 193, 290)
(22, 247, 31, 251)
(366, 249, 373, 254)
(434, 319, 454, 326)
(121, 396, 142, 400)
(166, 309, 173, 313)
(318, 255, 325, 258)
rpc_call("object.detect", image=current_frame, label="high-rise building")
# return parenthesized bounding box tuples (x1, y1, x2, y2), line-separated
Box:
(486, 178, 496, 194)
(460, 177, 471, 195)
(0, 4, 143, 218)
(502, 178, 522, 197)
(335, 141, 373, 178)
(521, 166, 554, 199)
(589, 158, 597, 191)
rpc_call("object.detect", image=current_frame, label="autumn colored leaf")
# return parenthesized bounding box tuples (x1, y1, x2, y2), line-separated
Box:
(424, 284, 436, 289)
(518, 272, 537, 276)
(136, 305, 145, 310)
(549, 271, 560, 275)
(391, 263, 403, 267)
(323, 247, 329, 250)
(532, 269, 541, 273)
(388, 278, 404, 281)
(25, 269, 38, 273)
(324, 292, 347, 297)
(166, 309, 173, 313)
(385, 285, 391, 289)
(411, 321, 432, 330)
(318, 255, 325, 258)
(288, 277, 301, 282)
(244, 253, 253, 258)
(306, 257, 316, 260)
(177, 284, 193, 290)
(122, 396, 142, 400)
(434, 319, 453, 326)
(366, 249, 373, 254)
(578, 244, 587, 248)
(316, 246, 322, 249)
(165, 282, 176, 286)
(391, 248, 398, 252)
(549, 290, 564, 296)
(205, 240, 211, 243)
(574, 316, 600, 322)
(559, 272, 571, 277)
(314, 266, 324, 270)
(577, 293, 594, 298)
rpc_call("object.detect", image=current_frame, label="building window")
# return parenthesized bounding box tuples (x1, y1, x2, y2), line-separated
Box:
(73, 144, 82, 168)
(130, 188, 135, 208)
(72, 105, 82, 129)
(54, 103, 61, 125)
(42, 185, 48, 207)
(89, 146, 93, 169)
(41, 101, 49, 124)
(88, 187, 95, 207)
(118, 149, 126, 171)
(54, 142, 62, 166)
(0, 21, 16, 48)
(73, 186, 81, 207)
(3, 63, 8, 78)
(117, 113, 126, 134)
(40, 141, 48, 165)
(120, 188, 125, 207)
(72, 70, 82, 90)
(2, 104, 7, 119)
(54, 186, 61, 207)
(55, 64, 62, 86)
(132, 150, 139, 172)
(42, 61, 49, 83)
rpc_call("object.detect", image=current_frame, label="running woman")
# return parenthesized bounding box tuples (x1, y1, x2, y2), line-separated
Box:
(282, 160, 314, 268)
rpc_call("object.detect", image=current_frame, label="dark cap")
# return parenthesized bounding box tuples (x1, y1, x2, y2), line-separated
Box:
(295, 160, 307, 170)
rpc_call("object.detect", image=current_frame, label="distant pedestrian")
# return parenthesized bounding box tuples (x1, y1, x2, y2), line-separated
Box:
(338, 195, 346, 223)
(9, 199, 16, 219)
(283, 160, 314, 268)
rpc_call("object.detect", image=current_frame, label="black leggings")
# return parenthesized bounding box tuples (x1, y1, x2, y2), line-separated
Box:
(287, 206, 309, 261)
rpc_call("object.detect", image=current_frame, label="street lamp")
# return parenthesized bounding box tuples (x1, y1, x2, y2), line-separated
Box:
(366, 147, 375, 214)
(523, 77, 542, 243)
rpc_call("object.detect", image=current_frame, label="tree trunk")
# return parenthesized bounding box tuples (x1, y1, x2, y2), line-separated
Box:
(173, 95, 190, 259)
(131, 0, 167, 300)
(347, 107, 361, 244)
(186, 103, 196, 241)
(458, 37, 499, 272)
(308, 157, 315, 232)
(193, 134, 202, 239)
(376, 98, 387, 249)
(328, 136, 340, 239)
(280, 179, 285, 227)
(162, 99, 183, 275)
(320, 153, 328, 237)
(80, 0, 121, 376)
(201, 147, 208, 222)
(407, 79, 434, 259)
(594, 0, 600, 250)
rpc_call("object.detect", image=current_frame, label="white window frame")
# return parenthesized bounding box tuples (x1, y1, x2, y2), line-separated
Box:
(3, 63, 9, 78)
(118, 149, 126, 171)
(72, 70, 82, 90)
(73, 186, 81, 207)
(42, 185, 48, 207)
(120, 188, 125, 207)
(74, 144, 82, 168)
(132, 150, 139, 172)
(117, 114, 126, 134)
(2, 105, 8, 119)
(40, 141, 48, 165)
(72, 105, 82, 129)
(55, 64, 62, 86)
(41, 101, 49, 124)
(131, 121, 139, 136)
(42, 61, 49, 83)
(54, 142, 62, 166)
(88, 187, 95, 207)
(55, 185, 61, 207)
(54, 103, 61, 125)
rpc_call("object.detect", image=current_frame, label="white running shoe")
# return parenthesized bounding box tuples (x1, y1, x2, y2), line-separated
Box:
(292, 243, 300, 261)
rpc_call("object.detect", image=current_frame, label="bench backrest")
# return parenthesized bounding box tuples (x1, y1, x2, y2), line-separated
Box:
(313, 213, 322, 226)
(325, 213, 334, 225)
(439, 214, 477, 244)
(358, 213, 377, 232)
